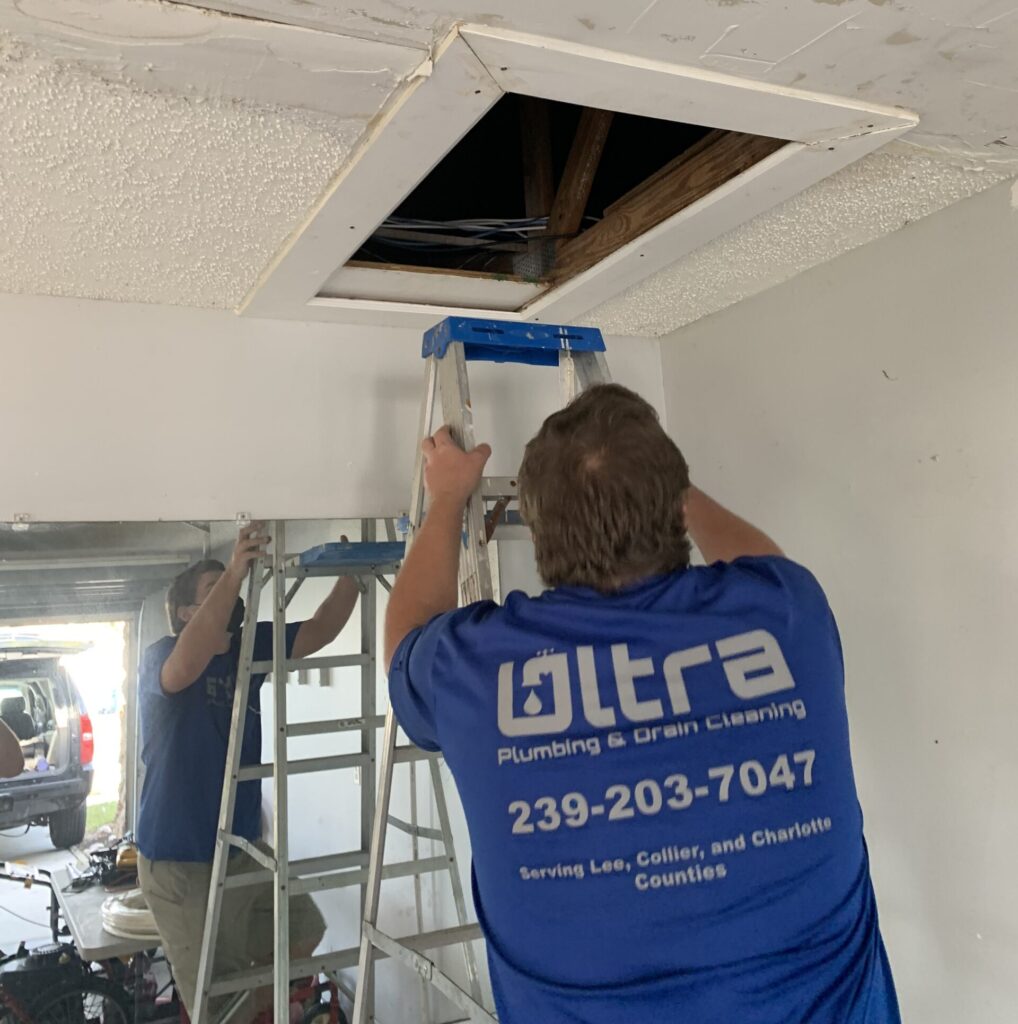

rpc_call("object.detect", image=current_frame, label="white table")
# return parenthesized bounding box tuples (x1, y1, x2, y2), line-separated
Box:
(51, 867, 157, 961)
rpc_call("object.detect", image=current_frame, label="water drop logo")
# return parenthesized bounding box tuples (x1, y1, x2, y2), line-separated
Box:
(498, 652, 574, 737)
(523, 688, 544, 716)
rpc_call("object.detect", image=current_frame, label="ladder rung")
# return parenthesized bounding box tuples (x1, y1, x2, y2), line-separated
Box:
(210, 947, 360, 996)
(373, 922, 485, 956)
(394, 745, 441, 764)
(225, 850, 367, 889)
(387, 815, 445, 842)
(291, 855, 451, 897)
(225, 852, 450, 896)
(480, 476, 518, 499)
(238, 752, 369, 781)
(286, 714, 386, 737)
(381, 855, 451, 883)
(251, 653, 370, 673)
(209, 923, 483, 997)
(491, 523, 530, 541)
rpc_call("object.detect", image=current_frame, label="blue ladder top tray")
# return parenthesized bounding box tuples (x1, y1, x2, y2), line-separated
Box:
(422, 317, 605, 366)
(298, 541, 406, 568)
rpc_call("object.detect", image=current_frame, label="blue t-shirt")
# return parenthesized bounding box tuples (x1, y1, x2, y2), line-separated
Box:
(389, 557, 898, 1024)
(137, 621, 301, 862)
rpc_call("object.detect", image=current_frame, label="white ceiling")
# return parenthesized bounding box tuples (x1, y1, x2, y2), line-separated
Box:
(2, 0, 1017, 333)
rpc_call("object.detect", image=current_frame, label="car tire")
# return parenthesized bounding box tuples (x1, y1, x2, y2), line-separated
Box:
(49, 801, 87, 849)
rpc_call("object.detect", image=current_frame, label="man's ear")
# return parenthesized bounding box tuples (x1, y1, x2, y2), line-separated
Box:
(178, 605, 195, 626)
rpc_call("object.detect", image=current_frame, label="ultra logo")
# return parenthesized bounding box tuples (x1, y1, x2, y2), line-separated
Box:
(497, 630, 795, 737)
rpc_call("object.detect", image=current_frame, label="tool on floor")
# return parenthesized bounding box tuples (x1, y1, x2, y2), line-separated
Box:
(352, 316, 610, 1024)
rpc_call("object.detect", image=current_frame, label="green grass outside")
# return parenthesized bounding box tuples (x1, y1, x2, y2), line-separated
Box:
(86, 800, 117, 832)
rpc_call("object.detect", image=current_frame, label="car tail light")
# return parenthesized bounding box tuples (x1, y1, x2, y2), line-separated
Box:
(80, 713, 94, 766)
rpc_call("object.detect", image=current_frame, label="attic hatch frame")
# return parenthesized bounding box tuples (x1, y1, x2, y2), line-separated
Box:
(241, 26, 918, 329)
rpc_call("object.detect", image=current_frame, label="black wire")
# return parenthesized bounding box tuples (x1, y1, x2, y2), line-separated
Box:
(0, 904, 49, 929)
(375, 230, 578, 251)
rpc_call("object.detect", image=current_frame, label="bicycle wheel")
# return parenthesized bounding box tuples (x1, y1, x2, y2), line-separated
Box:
(27, 977, 131, 1024)
(302, 1003, 349, 1024)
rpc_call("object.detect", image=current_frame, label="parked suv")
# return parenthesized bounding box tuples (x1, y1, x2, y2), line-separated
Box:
(0, 638, 94, 848)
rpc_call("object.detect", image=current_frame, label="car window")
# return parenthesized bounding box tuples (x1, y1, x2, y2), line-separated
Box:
(0, 672, 62, 772)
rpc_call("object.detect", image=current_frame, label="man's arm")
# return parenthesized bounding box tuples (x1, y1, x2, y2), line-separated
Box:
(293, 575, 360, 659)
(684, 485, 783, 563)
(384, 427, 491, 671)
(161, 524, 269, 694)
(0, 720, 24, 778)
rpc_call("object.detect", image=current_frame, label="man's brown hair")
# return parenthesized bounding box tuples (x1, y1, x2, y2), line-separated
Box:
(166, 559, 225, 635)
(518, 384, 691, 592)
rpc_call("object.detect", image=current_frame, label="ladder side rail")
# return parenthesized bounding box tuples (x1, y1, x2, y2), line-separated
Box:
(575, 349, 612, 390)
(436, 343, 493, 605)
(559, 349, 611, 404)
(353, 358, 439, 1022)
(359, 518, 378, 972)
(353, 710, 401, 1024)
(408, 359, 440, 543)
(271, 520, 291, 1024)
(428, 757, 483, 1001)
(193, 558, 266, 1024)
(432, 342, 490, 1005)
(410, 760, 429, 1024)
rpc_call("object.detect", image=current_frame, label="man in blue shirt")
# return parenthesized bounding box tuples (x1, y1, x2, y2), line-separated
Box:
(137, 523, 360, 1021)
(386, 384, 898, 1024)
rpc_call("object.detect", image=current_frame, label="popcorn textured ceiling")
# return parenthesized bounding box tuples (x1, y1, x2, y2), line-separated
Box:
(2, 0, 1018, 326)
(0, 30, 371, 308)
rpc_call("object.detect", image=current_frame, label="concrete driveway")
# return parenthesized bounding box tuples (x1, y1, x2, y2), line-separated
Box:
(0, 829, 77, 949)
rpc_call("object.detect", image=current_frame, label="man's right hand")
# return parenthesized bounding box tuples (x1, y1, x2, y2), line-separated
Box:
(163, 524, 266, 694)
(227, 522, 270, 581)
(422, 426, 492, 508)
(385, 428, 489, 669)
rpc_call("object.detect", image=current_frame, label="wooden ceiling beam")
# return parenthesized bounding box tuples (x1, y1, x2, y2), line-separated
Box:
(602, 128, 728, 218)
(551, 130, 786, 283)
(546, 107, 614, 242)
(519, 97, 555, 220)
(517, 97, 556, 273)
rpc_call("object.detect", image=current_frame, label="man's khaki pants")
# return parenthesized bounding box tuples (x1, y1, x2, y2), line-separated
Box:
(139, 849, 326, 1019)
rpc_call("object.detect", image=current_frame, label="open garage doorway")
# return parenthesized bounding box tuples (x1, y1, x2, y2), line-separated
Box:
(0, 620, 128, 844)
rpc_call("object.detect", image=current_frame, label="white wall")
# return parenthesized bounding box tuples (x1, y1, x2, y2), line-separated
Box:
(0, 293, 663, 522)
(658, 178, 1018, 1023)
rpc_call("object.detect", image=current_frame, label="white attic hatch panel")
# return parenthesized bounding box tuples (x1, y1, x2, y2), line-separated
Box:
(242, 27, 918, 328)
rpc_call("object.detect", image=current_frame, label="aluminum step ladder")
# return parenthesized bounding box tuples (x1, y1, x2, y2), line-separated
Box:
(353, 317, 611, 1024)
(192, 525, 408, 1024)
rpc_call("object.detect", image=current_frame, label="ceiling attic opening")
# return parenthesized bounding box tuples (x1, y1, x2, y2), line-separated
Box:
(323, 94, 787, 311)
